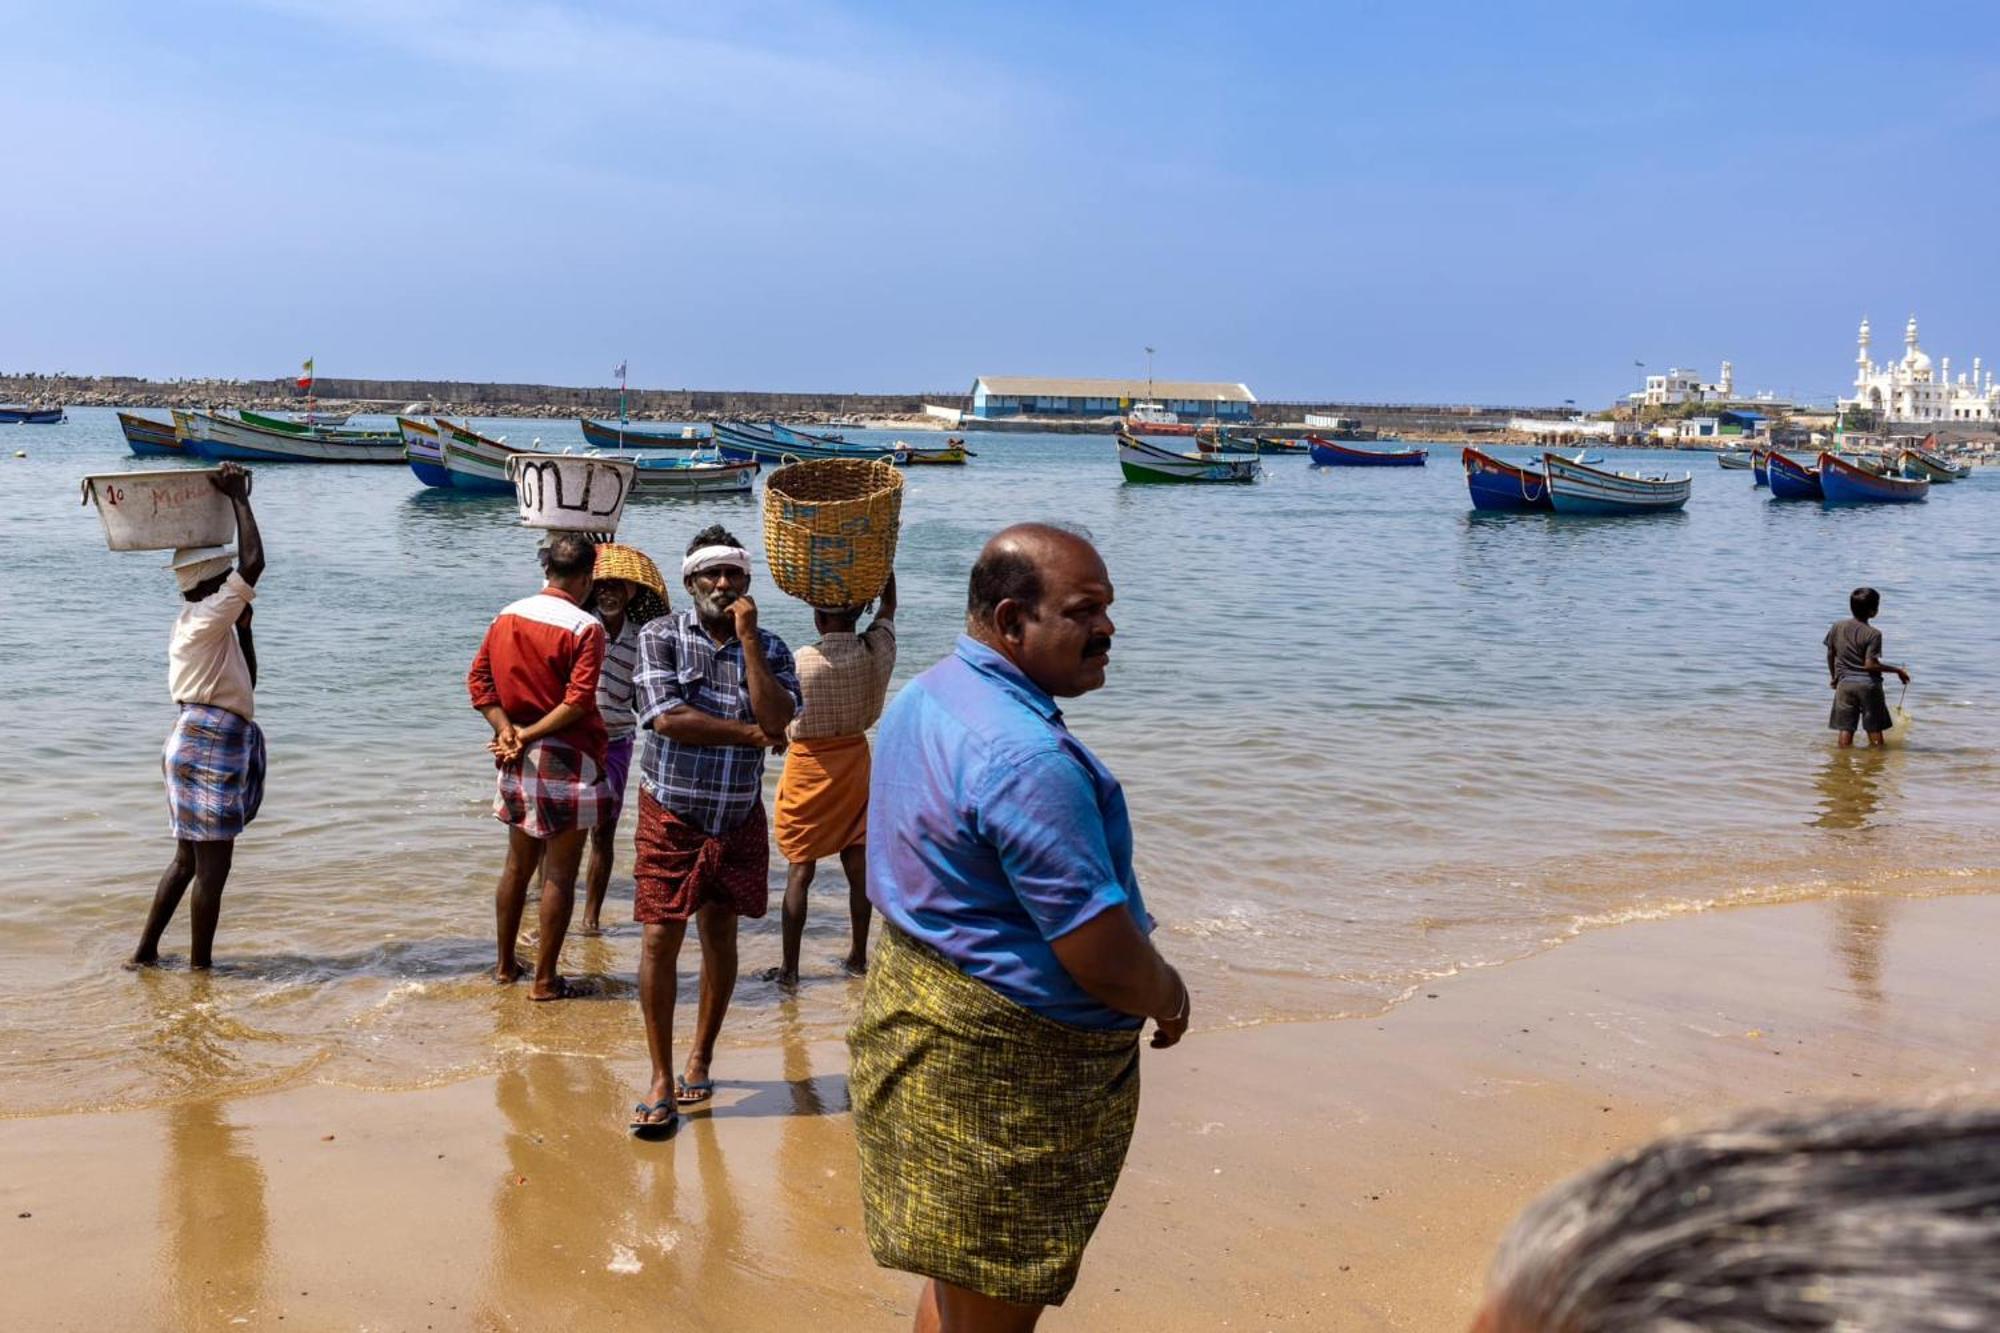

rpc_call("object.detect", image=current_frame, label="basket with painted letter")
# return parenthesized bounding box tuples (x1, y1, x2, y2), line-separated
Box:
(762, 458, 903, 609)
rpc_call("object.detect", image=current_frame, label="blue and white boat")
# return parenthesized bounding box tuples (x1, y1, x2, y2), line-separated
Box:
(1462, 447, 1551, 512)
(1545, 453, 1691, 515)
(1764, 449, 1823, 501)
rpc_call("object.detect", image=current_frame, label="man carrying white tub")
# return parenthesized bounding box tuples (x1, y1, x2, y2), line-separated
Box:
(129, 461, 266, 971)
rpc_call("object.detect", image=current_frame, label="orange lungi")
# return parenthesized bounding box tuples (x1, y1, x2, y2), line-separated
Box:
(773, 733, 871, 864)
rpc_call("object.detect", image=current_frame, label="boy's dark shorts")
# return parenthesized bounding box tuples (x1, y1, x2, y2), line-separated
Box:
(1830, 677, 1893, 733)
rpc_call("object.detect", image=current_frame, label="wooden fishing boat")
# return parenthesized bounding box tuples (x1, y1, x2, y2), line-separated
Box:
(1462, 447, 1552, 512)
(1819, 451, 1928, 504)
(435, 417, 525, 493)
(713, 420, 893, 464)
(118, 411, 183, 457)
(620, 452, 760, 497)
(578, 418, 709, 450)
(179, 410, 405, 463)
(1898, 445, 1969, 483)
(237, 408, 394, 441)
(1717, 450, 1754, 470)
(1545, 453, 1691, 515)
(1752, 448, 1769, 487)
(766, 422, 847, 446)
(399, 417, 451, 488)
(1307, 435, 1428, 467)
(1116, 432, 1259, 484)
(890, 438, 972, 465)
(0, 404, 65, 424)
(1244, 435, 1310, 455)
(1764, 449, 1823, 501)
(241, 408, 353, 429)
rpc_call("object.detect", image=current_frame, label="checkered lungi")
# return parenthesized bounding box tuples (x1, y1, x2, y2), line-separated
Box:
(494, 738, 608, 839)
(632, 789, 770, 923)
(163, 703, 267, 842)
(849, 924, 1143, 1306)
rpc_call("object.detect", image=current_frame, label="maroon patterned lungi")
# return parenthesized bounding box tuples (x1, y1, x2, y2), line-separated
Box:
(632, 788, 770, 923)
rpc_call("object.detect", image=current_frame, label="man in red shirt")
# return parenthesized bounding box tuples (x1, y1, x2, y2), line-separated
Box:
(467, 534, 608, 1000)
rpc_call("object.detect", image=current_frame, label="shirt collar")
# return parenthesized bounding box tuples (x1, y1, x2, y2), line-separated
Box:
(954, 634, 1062, 722)
(540, 585, 581, 607)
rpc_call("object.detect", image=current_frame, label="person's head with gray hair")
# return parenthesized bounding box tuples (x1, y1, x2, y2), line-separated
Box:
(1473, 1103, 2000, 1333)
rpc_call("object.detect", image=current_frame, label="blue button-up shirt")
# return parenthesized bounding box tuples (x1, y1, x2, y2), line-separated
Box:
(868, 635, 1151, 1030)
(634, 608, 802, 834)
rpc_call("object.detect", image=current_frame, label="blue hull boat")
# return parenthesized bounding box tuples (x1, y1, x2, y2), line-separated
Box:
(118, 411, 182, 457)
(1307, 435, 1428, 466)
(579, 418, 708, 450)
(1753, 450, 1769, 487)
(1819, 451, 1927, 505)
(0, 404, 64, 424)
(714, 421, 892, 463)
(1765, 450, 1822, 500)
(1462, 447, 1551, 512)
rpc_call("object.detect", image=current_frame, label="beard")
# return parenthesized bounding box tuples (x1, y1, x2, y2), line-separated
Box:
(693, 587, 738, 620)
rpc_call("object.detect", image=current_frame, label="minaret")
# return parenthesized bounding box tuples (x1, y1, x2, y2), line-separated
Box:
(1719, 360, 1734, 397)
(1856, 317, 1872, 386)
(1905, 313, 1919, 357)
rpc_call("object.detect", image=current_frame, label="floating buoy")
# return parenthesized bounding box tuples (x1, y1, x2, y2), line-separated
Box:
(12, 450, 24, 459)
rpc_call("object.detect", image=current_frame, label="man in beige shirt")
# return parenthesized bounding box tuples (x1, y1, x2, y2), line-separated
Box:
(131, 462, 265, 971)
(766, 572, 897, 988)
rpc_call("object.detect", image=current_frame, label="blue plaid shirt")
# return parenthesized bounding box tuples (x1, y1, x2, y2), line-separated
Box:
(634, 608, 802, 834)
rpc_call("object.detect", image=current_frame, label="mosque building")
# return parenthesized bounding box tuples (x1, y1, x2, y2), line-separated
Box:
(1843, 315, 2000, 423)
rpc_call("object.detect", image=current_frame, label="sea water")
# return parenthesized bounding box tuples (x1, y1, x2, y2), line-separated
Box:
(4, 409, 1996, 1113)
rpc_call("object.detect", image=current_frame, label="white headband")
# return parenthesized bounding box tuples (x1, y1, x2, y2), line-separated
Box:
(682, 545, 751, 579)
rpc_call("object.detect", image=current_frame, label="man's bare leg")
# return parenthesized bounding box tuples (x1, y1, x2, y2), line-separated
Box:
(130, 841, 197, 967)
(915, 1278, 1043, 1333)
(1866, 729, 1888, 748)
(1837, 729, 1856, 749)
(582, 822, 616, 935)
(493, 827, 544, 983)
(637, 919, 689, 1127)
(839, 841, 871, 976)
(767, 859, 815, 989)
(529, 827, 587, 999)
(186, 840, 236, 970)
(682, 903, 739, 1096)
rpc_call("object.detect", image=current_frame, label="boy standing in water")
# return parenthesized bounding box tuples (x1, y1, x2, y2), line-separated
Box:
(1825, 586, 1911, 749)
(131, 462, 265, 969)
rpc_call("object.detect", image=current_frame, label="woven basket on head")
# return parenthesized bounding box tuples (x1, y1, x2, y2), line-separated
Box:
(762, 458, 904, 609)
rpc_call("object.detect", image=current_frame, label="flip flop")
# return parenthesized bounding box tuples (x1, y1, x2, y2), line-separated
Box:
(675, 1075, 715, 1106)
(629, 1100, 681, 1141)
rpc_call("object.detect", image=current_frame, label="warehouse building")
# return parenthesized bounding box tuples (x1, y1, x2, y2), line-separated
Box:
(969, 376, 1256, 422)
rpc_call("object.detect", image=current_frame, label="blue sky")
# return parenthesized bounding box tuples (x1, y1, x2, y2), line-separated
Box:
(5, 1, 1998, 404)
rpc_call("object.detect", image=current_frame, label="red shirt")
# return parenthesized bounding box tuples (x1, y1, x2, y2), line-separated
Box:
(467, 587, 608, 764)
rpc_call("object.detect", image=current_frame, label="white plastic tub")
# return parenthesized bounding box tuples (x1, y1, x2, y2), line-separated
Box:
(507, 453, 637, 531)
(81, 469, 237, 551)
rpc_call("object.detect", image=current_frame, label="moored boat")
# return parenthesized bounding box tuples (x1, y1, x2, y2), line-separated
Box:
(1898, 445, 1969, 483)
(1244, 435, 1311, 455)
(890, 438, 972, 465)
(1307, 435, 1428, 467)
(1116, 432, 1260, 484)
(242, 408, 353, 429)
(765, 421, 847, 446)
(1717, 450, 1754, 470)
(618, 452, 760, 497)
(1764, 449, 1823, 501)
(1752, 448, 1769, 487)
(435, 417, 524, 493)
(1124, 402, 1196, 436)
(713, 420, 894, 464)
(0, 404, 65, 424)
(237, 408, 395, 441)
(178, 410, 405, 463)
(578, 418, 710, 450)
(399, 417, 451, 488)
(1819, 451, 1928, 505)
(1462, 447, 1552, 512)
(118, 411, 183, 457)
(1545, 453, 1691, 515)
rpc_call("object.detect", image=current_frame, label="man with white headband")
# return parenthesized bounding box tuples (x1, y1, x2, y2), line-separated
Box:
(627, 523, 801, 1139)
(129, 461, 266, 970)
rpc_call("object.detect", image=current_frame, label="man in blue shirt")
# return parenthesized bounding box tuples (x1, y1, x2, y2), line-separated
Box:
(850, 523, 1188, 1330)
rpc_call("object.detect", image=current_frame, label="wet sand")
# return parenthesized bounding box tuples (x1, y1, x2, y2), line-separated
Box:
(5, 888, 1997, 1331)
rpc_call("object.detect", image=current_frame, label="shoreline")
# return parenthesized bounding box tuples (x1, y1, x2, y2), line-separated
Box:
(5, 887, 1995, 1329)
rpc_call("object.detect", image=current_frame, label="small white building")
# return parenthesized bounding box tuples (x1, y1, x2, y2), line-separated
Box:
(1638, 362, 1734, 407)
(1842, 315, 2000, 424)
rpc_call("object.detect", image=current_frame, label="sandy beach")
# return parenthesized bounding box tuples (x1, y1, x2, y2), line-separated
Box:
(6, 886, 1995, 1331)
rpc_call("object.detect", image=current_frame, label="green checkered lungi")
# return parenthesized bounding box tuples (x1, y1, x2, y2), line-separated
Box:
(848, 923, 1142, 1306)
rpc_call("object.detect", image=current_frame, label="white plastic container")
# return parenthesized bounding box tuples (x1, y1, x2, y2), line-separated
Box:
(507, 453, 637, 532)
(81, 469, 237, 551)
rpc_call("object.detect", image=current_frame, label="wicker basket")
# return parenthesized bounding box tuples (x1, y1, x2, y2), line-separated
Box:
(762, 458, 903, 609)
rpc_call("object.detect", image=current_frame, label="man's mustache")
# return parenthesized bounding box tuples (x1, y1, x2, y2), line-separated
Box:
(1083, 635, 1112, 659)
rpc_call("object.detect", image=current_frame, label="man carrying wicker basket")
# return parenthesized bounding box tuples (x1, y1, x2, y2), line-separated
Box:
(764, 570, 897, 989)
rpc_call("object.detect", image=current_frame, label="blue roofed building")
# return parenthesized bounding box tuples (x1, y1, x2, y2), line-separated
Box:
(970, 376, 1256, 422)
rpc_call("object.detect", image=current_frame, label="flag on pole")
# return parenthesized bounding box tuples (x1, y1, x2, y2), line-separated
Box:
(613, 360, 627, 380)
(297, 356, 315, 391)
